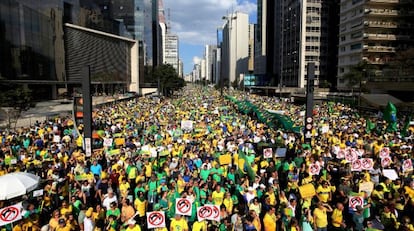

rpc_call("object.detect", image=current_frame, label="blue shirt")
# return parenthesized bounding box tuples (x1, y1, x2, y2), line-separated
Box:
(90, 164, 102, 177)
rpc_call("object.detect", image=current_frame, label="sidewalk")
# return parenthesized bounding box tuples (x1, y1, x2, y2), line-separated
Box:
(0, 95, 135, 128)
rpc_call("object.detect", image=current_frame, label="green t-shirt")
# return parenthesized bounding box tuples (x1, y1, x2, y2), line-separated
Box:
(200, 169, 211, 181)
(106, 208, 120, 218)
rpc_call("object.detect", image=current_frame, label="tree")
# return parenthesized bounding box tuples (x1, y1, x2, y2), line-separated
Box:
(342, 60, 373, 90)
(152, 64, 185, 97)
(0, 78, 32, 128)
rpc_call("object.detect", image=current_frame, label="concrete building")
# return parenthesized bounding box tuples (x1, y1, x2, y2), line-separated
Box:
(221, 11, 250, 87)
(0, 0, 140, 99)
(337, 0, 414, 91)
(164, 34, 179, 72)
(277, 0, 339, 88)
(254, 0, 279, 85)
(204, 45, 217, 83)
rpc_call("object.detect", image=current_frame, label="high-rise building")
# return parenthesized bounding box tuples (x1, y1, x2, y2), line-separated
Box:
(164, 34, 179, 72)
(111, 0, 161, 84)
(277, 0, 339, 88)
(221, 12, 250, 87)
(0, 0, 139, 100)
(337, 0, 414, 90)
(204, 45, 217, 83)
(255, 0, 278, 85)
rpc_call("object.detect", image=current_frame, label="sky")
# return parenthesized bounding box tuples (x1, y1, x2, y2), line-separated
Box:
(163, 0, 257, 75)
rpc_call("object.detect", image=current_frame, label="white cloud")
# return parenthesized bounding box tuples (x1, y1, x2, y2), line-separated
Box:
(164, 0, 257, 46)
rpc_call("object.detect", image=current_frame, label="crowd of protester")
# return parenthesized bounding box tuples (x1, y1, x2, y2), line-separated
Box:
(0, 85, 413, 231)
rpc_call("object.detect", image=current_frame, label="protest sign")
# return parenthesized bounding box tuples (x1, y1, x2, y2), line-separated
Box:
(175, 198, 192, 216)
(299, 183, 316, 198)
(0, 202, 23, 226)
(146, 211, 165, 229)
(263, 148, 273, 159)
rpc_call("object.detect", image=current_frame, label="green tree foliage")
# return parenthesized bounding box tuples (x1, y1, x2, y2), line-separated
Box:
(153, 64, 185, 97)
(0, 79, 32, 111)
(342, 60, 372, 89)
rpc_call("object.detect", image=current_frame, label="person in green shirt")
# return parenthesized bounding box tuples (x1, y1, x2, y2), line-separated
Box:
(200, 165, 211, 181)
(106, 202, 121, 220)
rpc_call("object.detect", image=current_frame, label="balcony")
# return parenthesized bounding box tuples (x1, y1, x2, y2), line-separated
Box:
(363, 45, 396, 52)
(366, 0, 399, 3)
(365, 8, 399, 16)
(363, 33, 397, 40)
(364, 20, 398, 28)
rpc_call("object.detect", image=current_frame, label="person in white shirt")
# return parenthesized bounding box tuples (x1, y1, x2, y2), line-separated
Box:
(83, 207, 95, 231)
(102, 188, 117, 210)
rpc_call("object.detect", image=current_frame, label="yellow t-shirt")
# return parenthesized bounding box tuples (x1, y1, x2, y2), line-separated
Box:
(223, 198, 233, 213)
(263, 213, 276, 231)
(331, 208, 343, 228)
(212, 191, 224, 206)
(170, 218, 188, 231)
(125, 225, 142, 231)
(316, 185, 331, 203)
(134, 198, 147, 217)
(192, 221, 207, 231)
(119, 182, 130, 198)
(313, 207, 328, 228)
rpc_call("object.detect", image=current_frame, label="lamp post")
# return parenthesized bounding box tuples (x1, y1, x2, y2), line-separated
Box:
(222, 13, 237, 92)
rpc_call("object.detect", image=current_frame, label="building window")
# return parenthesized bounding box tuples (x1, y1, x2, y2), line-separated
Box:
(351, 32, 362, 39)
(341, 36, 346, 41)
(350, 43, 362, 50)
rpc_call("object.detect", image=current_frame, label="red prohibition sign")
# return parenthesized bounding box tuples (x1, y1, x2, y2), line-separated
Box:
(350, 197, 362, 207)
(148, 212, 164, 226)
(362, 159, 371, 168)
(211, 206, 220, 219)
(0, 206, 19, 222)
(177, 199, 191, 213)
(198, 206, 212, 218)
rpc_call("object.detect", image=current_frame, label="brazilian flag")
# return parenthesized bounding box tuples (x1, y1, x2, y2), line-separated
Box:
(237, 150, 256, 181)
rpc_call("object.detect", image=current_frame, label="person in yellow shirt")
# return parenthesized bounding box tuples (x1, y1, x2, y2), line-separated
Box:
(313, 202, 333, 231)
(331, 202, 346, 231)
(316, 181, 332, 203)
(134, 191, 147, 226)
(192, 220, 207, 231)
(211, 185, 225, 206)
(170, 214, 188, 231)
(125, 219, 141, 231)
(119, 178, 130, 199)
(60, 201, 72, 217)
(223, 192, 233, 213)
(263, 206, 279, 231)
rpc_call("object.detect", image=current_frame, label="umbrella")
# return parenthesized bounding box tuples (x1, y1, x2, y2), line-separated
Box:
(0, 172, 40, 200)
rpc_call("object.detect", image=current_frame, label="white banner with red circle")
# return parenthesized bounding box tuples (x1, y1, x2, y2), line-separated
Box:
(351, 159, 362, 171)
(381, 156, 392, 168)
(175, 198, 192, 216)
(403, 159, 413, 172)
(379, 147, 390, 159)
(263, 148, 273, 159)
(309, 163, 321, 176)
(361, 158, 374, 170)
(197, 205, 220, 222)
(345, 148, 358, 163)
(146, 211, 165, 229)
(0, 202, 23, 226)
(349, 196, 364, 211)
